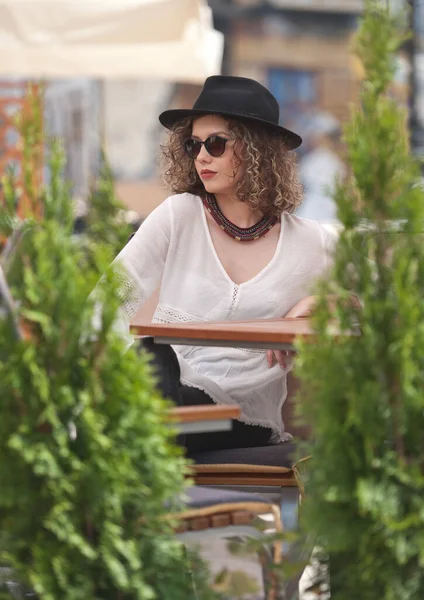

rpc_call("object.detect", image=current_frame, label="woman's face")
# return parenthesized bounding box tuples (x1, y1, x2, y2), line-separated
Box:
(190, 115, 245, 197)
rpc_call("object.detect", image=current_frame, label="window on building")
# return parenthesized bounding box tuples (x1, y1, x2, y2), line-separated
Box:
(44, 81, 100, 200)
(64, 106, 84, 197)
(267, 67, 317, 126)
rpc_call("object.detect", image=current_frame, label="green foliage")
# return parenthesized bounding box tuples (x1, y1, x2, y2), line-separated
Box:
(212, 568, 260, 598)
(296, 2, 424, 598)
(82, 152, 133, 258)
(0, 87, 216, 599)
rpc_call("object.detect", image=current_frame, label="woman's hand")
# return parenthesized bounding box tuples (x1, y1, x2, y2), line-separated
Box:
(267, 348, 296, 370)
(285, 294, 361, 318)
(266, 294, 362, 368)
(266, 295, 326, 369)
(284, 295, 318, 318)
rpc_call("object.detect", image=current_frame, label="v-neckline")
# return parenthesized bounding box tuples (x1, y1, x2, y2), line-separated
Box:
(198, 197, 284, 288)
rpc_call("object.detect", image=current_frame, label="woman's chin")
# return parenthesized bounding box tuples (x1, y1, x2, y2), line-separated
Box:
(202, 181, 227, 195)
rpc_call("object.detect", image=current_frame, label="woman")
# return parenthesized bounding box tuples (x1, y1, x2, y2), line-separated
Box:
(111, 76, 336, 454)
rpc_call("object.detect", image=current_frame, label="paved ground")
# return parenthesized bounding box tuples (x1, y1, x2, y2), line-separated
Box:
(195, 538, 323, 599)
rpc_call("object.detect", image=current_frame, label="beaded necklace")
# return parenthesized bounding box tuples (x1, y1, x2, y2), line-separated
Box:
(202, 194, 279, 242)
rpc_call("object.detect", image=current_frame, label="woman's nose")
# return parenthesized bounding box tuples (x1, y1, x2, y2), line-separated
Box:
(196, 144, 211, 162)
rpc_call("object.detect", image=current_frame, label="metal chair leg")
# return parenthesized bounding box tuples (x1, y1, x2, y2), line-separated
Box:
(279, 487, 303, 600)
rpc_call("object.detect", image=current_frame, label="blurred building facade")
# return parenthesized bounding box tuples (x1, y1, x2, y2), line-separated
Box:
(222, 0, 361, 124)
(214, 0, 363, 221)
(101, 0, 365, 220)
(44, 80, 101, 200)
(6, 0, 420, 222)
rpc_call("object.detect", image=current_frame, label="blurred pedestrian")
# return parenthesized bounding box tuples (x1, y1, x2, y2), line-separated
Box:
(296, 112, 345, 222)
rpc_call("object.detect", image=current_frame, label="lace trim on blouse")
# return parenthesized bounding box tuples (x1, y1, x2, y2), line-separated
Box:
(152, 304, 205, 324)
(152, 304, 266, 354)
(116, 271, 141, 319)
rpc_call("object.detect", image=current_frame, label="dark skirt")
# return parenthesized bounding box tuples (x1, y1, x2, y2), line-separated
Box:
(138, 337, 273, 454)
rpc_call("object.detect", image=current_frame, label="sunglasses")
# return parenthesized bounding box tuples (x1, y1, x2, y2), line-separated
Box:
(183, 135, 230, 159)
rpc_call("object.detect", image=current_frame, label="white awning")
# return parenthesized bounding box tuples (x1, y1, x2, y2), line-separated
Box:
(0, 0, 223, 82)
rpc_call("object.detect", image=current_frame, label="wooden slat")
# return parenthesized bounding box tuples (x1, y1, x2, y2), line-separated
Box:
(210, 513, 231, 528)
(0, 82, 27, 89)
(194, 473, 298, 487)
(231, 510, 253, 526)
(175, 522, 188, 534)
(0, 98, 26, 108)
(182, 512, 255, 532)
(0, 81, 43, 222)
(189, 516, 210, 531)
(170, 405, 240, 424)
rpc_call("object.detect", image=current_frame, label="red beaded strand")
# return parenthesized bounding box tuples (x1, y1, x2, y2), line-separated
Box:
(202, 195, 279, 242)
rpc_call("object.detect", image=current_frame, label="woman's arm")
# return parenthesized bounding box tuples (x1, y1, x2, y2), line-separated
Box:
(267, 294, 361, 368)
(267, 223, 341, 369)
(93, 198, 173, 351)
(112, 199, 172, 318)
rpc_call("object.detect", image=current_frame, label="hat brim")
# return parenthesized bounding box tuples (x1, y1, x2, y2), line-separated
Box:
(159, 108, 302, 150)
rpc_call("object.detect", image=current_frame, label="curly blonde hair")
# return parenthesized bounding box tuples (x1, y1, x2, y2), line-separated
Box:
(160, 116, 303, 217)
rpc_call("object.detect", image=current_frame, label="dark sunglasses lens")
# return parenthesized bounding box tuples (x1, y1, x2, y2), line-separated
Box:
(184, 139, 201, 158)
(205, 136, 227, 157)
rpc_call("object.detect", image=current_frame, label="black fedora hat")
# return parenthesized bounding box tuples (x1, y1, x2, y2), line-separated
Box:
(159, 75, 302, 150)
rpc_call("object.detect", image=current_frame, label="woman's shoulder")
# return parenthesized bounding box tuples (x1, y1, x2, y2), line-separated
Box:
(143, 192, 201, 230)
(151, 192, 199, 225)
(282, 211, 320, 228)
(281, 213, 339, 249)
(162, 192, 201, 212)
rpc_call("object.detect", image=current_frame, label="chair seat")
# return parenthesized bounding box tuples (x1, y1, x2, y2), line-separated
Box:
(189, 441, 296, 467)
(188, 442, 300, 487)
(185, 485, 274, 509)
(175, 486, 280, 535)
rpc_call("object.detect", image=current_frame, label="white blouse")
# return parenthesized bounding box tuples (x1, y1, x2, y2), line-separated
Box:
(113, 193, 336, 442)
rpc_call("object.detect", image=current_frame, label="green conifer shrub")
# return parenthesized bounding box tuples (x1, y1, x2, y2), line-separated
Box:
(295, 2, 424, 598)
(82, 152, 133, 257)
(0, 87, 217, 600)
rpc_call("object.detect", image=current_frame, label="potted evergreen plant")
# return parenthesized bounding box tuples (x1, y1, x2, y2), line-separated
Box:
(296, 1, 424, 598)
(0, 87, 217, 600)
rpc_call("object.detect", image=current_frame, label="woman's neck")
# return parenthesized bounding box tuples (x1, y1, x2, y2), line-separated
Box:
(214, 193, 262, 228)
